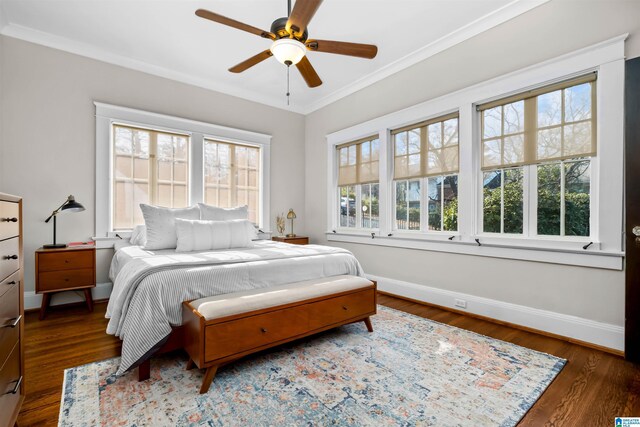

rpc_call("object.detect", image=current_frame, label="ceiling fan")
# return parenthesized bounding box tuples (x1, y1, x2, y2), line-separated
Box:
(195, 0, 378, 89)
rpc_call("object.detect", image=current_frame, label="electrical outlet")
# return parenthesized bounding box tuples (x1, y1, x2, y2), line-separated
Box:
(454, 299, 467, 309)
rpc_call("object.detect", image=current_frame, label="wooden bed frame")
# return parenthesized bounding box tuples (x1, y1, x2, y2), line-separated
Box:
(137, 279, 377, 382)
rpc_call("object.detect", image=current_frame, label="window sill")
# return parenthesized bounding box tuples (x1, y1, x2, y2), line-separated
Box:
(326, 232, 623, 270)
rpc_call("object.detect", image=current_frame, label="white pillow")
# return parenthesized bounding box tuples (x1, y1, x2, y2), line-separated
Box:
(198, 203, 248, 221)
(140, 204, 200, 250)
(129, 225, 147, 246)
(175, 219, 254, 252)
(198, 203, 258, 239)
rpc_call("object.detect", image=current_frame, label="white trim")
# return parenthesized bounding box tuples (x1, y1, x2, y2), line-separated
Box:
(370, 273, 624, 352)
(303, 0, 550, 114)
(0, 0, 549, 115)
(2, 23, 301, 113)
(325, 35, 626, 269)
(24, 282, 113, 310)
(330, 232, 622, 270)
(95, 102, 272, 237)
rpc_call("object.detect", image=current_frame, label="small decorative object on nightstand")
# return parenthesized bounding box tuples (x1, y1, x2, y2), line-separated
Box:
(35, 245, 96, 320)
(272, 235, 309, 245)
(286, 208, 297, 237)
(276, 213, 286, 236)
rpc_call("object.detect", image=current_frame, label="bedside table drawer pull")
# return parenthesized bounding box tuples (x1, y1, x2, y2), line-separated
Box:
(7, 281, 16, 285)
(261, 328, 268, 333)
(343, 306, 348, 310)
(2, 315, 21, 328)
(3, 254, 18, 260)
(0, 217, 18, 223)
(6, 376, 22, 395)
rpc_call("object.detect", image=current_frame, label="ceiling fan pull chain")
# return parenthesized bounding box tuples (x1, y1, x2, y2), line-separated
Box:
(286, 64, 291, 106)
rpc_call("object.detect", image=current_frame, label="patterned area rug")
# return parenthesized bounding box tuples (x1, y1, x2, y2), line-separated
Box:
(58, 306, 565, 426)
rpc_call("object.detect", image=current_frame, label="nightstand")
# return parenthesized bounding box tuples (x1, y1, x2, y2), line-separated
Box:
(35, 246, 96, 320)
(272, 236, 309, 245)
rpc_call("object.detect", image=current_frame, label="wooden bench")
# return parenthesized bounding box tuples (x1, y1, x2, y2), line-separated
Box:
(182, 275, 376, 393)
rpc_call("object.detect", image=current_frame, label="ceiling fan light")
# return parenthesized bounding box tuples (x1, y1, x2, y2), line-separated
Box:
(270, 38, 306, 65)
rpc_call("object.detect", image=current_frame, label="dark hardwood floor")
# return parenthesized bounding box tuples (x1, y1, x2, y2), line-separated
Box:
(17, 295, 640, 426)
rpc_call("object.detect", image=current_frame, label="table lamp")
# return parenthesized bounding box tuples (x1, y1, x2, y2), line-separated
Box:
(286, 208, 297, 237)
(44, 195, 85, 249)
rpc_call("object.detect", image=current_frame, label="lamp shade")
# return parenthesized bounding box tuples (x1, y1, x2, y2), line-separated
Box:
(270, 39, 306, 65)
(61, 195, 85, 213)
(286, 209, 297, 219)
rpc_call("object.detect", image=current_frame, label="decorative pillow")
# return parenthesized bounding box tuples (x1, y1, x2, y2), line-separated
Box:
(198, 203, 258, 240)
(140, 204, 200, 250)
(175, 219, 254, 252)
(129, 225, 147, 246)
(198, 203, 248, 221)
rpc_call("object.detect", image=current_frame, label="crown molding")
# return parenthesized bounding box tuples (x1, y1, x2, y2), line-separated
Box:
(0, 0, 549, 116)
(301, 0, 550, 114)
(0, 22, 306, 114)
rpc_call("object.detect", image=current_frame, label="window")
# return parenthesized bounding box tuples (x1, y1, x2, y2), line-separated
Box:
(204, 140, 261, 224)
(392, 114, 459, 232)
(479, 74, 596, 237)
(337, 137, 379, 229)
(96, 102, 272, 239)
(113, 124, 189, 230)
(326, 38, 624, 269)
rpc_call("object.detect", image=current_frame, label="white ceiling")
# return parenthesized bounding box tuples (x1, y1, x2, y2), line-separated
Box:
(0, 0, 547, 114)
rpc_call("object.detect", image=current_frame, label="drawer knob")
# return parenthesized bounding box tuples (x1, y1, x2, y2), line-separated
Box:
(7, 281, 16, 285)
(261, 328, 268, 333)
(3, 255, 18, 260)
(2, 315, 21, 328)
(1, 217, 17, 223)
(343, 306, 348, 311)
(7, 376, 22, 395)
(65, 260, 70, 263)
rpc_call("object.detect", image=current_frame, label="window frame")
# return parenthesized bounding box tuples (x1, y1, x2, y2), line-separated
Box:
(325, 35, 625, 270)
(95, 103, 271, 244)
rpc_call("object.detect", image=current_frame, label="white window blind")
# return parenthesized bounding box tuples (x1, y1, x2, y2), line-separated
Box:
(479, 73, 596, 170)
(392, 113, 459, 179)
(337, 136, 380, 186)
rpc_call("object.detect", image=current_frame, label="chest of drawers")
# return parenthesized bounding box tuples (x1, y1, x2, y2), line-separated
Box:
(0, 193, 24, 427)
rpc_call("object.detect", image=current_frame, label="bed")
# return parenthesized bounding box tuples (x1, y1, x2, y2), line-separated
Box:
(106, 239, 365, 375)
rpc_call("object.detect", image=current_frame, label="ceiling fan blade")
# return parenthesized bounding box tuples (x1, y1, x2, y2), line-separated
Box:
(196, 9, 275, 40)
(306, 39, 378, 59)
(229, 50, 273, 73)
(295, 56, 322, 88)
(286, 0, 323, 38)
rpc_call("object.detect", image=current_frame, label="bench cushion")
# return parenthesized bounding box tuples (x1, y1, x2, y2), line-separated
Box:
(191, 275, 373, 320)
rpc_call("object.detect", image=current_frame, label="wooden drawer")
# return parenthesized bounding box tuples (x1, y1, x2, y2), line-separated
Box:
(205, 306, 308, 362)
(0, 343, 22, 427)
(0, 270, 19, 301)
(0, 281, 19, 368)
(0, 238, 19, 283)
(308, 288, 376, 331)
(0, 202, 19, 242)
(38, 249, 93, 272)
(38, 268, 95, 293)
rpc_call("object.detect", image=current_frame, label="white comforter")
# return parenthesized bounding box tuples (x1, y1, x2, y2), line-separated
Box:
(106, 240, 365, 374)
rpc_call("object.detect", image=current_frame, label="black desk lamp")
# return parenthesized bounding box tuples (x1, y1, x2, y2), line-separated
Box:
(44, 195, 85, 249)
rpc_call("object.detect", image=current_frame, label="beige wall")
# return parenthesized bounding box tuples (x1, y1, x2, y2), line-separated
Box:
(304, 0, 640, 327)
(0, 36, 306, 296)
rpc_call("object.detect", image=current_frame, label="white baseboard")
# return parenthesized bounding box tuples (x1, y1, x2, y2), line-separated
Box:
(369, 274, 624, 352)
(24, 282, 113, 311)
